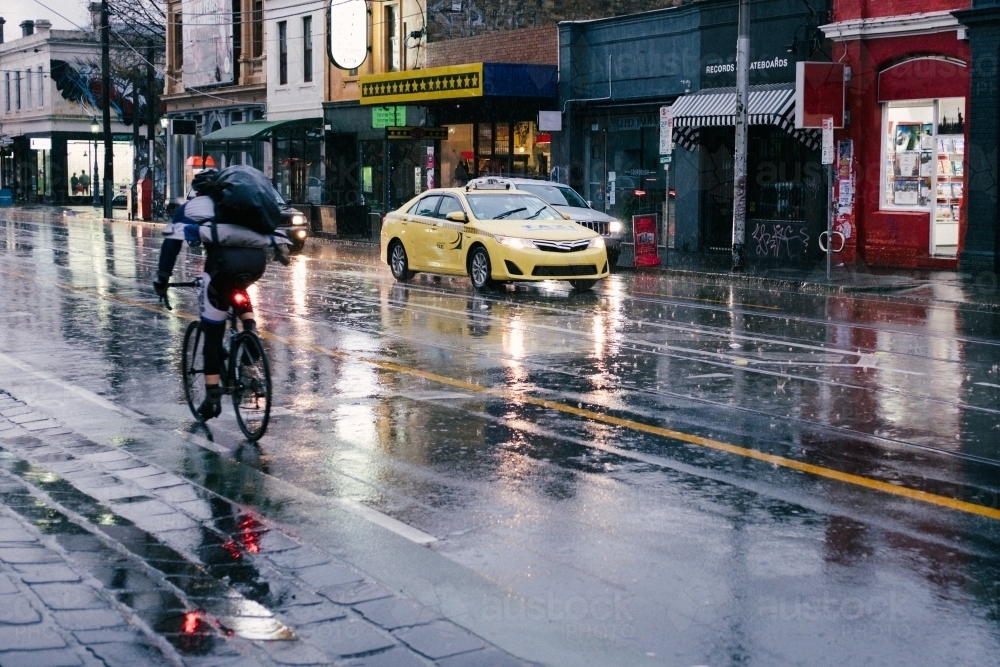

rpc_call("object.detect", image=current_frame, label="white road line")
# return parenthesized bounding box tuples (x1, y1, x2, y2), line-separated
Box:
(975, 382, 1000, 389)
(175, 429, 439, 546)
(0, 351, 146, 420)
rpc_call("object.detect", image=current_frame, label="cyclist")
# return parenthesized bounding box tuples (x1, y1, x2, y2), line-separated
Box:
(153, 169, 290, 421)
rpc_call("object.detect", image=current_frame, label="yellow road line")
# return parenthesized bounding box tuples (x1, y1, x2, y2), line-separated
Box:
(4, 267, 999, 521)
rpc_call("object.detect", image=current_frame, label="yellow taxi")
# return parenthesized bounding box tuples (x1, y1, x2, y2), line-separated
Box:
(380, 178, 610, 292)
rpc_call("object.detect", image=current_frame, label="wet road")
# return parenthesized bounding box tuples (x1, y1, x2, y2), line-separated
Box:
(2, 211, 1000, 667)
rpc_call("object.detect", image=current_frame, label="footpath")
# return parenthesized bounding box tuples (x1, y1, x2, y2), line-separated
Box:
(0, 387, 531, 667)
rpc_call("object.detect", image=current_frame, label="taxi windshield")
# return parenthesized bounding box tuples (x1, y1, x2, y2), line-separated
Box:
(465, 194, 563, 221)
(516, 183, 589, 208)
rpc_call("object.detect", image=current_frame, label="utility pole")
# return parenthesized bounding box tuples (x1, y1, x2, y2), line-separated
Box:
(101, 0, 113, 219)
(731, 0, 750, 271)
(147, 44, 155, 176)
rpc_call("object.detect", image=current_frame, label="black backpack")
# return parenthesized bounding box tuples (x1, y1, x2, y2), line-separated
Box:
(202, 166, 281, 235)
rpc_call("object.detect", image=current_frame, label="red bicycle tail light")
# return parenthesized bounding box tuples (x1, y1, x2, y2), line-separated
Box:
(232, 291, 249, 307)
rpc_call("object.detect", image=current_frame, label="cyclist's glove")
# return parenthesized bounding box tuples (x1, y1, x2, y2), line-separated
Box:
(153, 271, 170, 296)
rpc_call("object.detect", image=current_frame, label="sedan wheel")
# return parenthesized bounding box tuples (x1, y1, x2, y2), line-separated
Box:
(389, 242, 413, 282)
(468, 247, 495, 292)
(570, 279, 596, 293)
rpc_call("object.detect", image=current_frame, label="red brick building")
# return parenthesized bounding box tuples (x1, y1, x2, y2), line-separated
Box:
(821, 1, 972, 268)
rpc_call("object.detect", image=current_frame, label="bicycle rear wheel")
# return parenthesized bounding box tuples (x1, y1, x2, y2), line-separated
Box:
(231, 332, 271, 441)
(181, 321, 206, 419)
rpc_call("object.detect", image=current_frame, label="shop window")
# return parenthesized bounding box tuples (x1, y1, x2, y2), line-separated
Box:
(385, 5, 399, 72)
(303, 16, 313, 82)
(881, 97, 966, 254)
(252, 1, 263, 58)
(278, 21, 288, 85)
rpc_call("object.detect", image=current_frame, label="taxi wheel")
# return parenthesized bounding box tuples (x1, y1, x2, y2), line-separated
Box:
(570, 279, 597, 293)
(389, 241, 414, 282)
(468, 246, 495, 292)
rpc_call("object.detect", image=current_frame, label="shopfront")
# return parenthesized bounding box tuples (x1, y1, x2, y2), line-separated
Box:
(346, 62, 558, 216)
(556, 0, 830, 265)
(821, 11, 971, 268)
(2, 133, 135, 205)
(199, 117, 323, 204)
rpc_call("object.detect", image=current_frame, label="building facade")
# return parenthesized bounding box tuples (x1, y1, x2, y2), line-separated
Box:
(954, 0, 1000, 273)
(162, 0, 267, 204)
(555, 0, 830, 266)
(821, 0, 973, 269)
(0, 19, 138, 205)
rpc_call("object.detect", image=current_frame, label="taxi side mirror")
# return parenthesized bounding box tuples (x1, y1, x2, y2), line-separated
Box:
(560, 212, 573, 220)
(445, 211, 468, 223)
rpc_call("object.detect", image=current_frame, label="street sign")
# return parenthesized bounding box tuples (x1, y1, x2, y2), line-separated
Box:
(659, 155, 672, 164)
(0, 135, 12, 148)
(821, 118, 834, 165)
(659, 106, 673, 155)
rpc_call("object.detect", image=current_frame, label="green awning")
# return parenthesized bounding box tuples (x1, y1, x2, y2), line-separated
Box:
(201, 118, 322, 143)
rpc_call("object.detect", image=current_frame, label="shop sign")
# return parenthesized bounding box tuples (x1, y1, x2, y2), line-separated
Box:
(795, 62, 845, 129)
(328, 0, 368, 71)
(372, 106, 406, 128)
(632, 214, 661, 267)
(386, 126, 449, 141)
(361, 63, 484, 105)
(30, 137, 52, 150)
(426, 146, 435, 189)
(617, 115, 658, 131)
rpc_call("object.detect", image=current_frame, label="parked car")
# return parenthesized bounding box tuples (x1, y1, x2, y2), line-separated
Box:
(381, 177, 610, 293)
(502, 178, 623, 269)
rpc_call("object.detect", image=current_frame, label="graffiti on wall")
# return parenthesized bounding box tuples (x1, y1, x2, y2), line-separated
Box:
(50, 60, 161, 126)
(750, 222, 810, 259)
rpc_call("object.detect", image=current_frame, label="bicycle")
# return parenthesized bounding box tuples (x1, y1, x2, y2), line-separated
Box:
(152, 195, 167, 221)
(162, 279, 272, 441)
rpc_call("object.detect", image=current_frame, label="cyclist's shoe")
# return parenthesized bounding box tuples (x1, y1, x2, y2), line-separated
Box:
(240, 320, 262, 362)
(197, 385, 224, 421)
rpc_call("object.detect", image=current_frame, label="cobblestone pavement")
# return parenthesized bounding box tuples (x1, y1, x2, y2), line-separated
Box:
(0, 389, 532, 667)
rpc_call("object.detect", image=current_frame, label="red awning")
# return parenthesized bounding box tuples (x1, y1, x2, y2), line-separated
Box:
(878, 58, 968, 102)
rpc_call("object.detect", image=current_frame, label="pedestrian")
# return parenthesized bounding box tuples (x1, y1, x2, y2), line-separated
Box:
(70, 172, 79, 195)
(79, 170, 90, 195)
(454, 161, 470, 186)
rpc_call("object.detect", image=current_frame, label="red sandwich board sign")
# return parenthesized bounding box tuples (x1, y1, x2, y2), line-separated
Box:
(632, 214, 661, 267)
(795, 62, 846, 129)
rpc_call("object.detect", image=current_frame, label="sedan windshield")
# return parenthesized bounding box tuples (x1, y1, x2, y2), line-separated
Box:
(517, 183, 589, 209)
(466, 194, 564, 221)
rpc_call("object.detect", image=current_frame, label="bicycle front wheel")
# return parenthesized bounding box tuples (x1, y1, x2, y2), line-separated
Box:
(181, 320, 206, 419)
(231, 332, 272, 441)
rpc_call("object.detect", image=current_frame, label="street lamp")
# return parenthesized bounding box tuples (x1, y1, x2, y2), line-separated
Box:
(90, 118, 100, 207)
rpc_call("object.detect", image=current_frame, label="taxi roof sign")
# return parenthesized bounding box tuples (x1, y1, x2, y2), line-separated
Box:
(466, 177, 512, 191)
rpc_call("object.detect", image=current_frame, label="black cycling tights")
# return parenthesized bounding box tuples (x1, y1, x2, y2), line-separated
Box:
(202, 320, 227, 377)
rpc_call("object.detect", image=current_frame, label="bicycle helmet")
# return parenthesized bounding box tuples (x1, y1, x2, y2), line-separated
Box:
(191, 169, 220, 196)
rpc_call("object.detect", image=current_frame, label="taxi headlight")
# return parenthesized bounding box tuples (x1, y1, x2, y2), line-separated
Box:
(291, 214, 306, 225)
(608, 220, 623, 234)
(589, 236, 606, 249)
(495, 235, 535, 249)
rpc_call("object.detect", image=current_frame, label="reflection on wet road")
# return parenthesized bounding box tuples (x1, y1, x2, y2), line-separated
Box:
(2, 212, 1000, 666)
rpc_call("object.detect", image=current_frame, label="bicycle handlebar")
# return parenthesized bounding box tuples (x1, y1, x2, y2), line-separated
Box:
(158, 278, 203, 310)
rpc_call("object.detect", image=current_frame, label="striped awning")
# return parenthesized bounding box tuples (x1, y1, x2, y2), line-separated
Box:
(670, 83, 820, 151)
